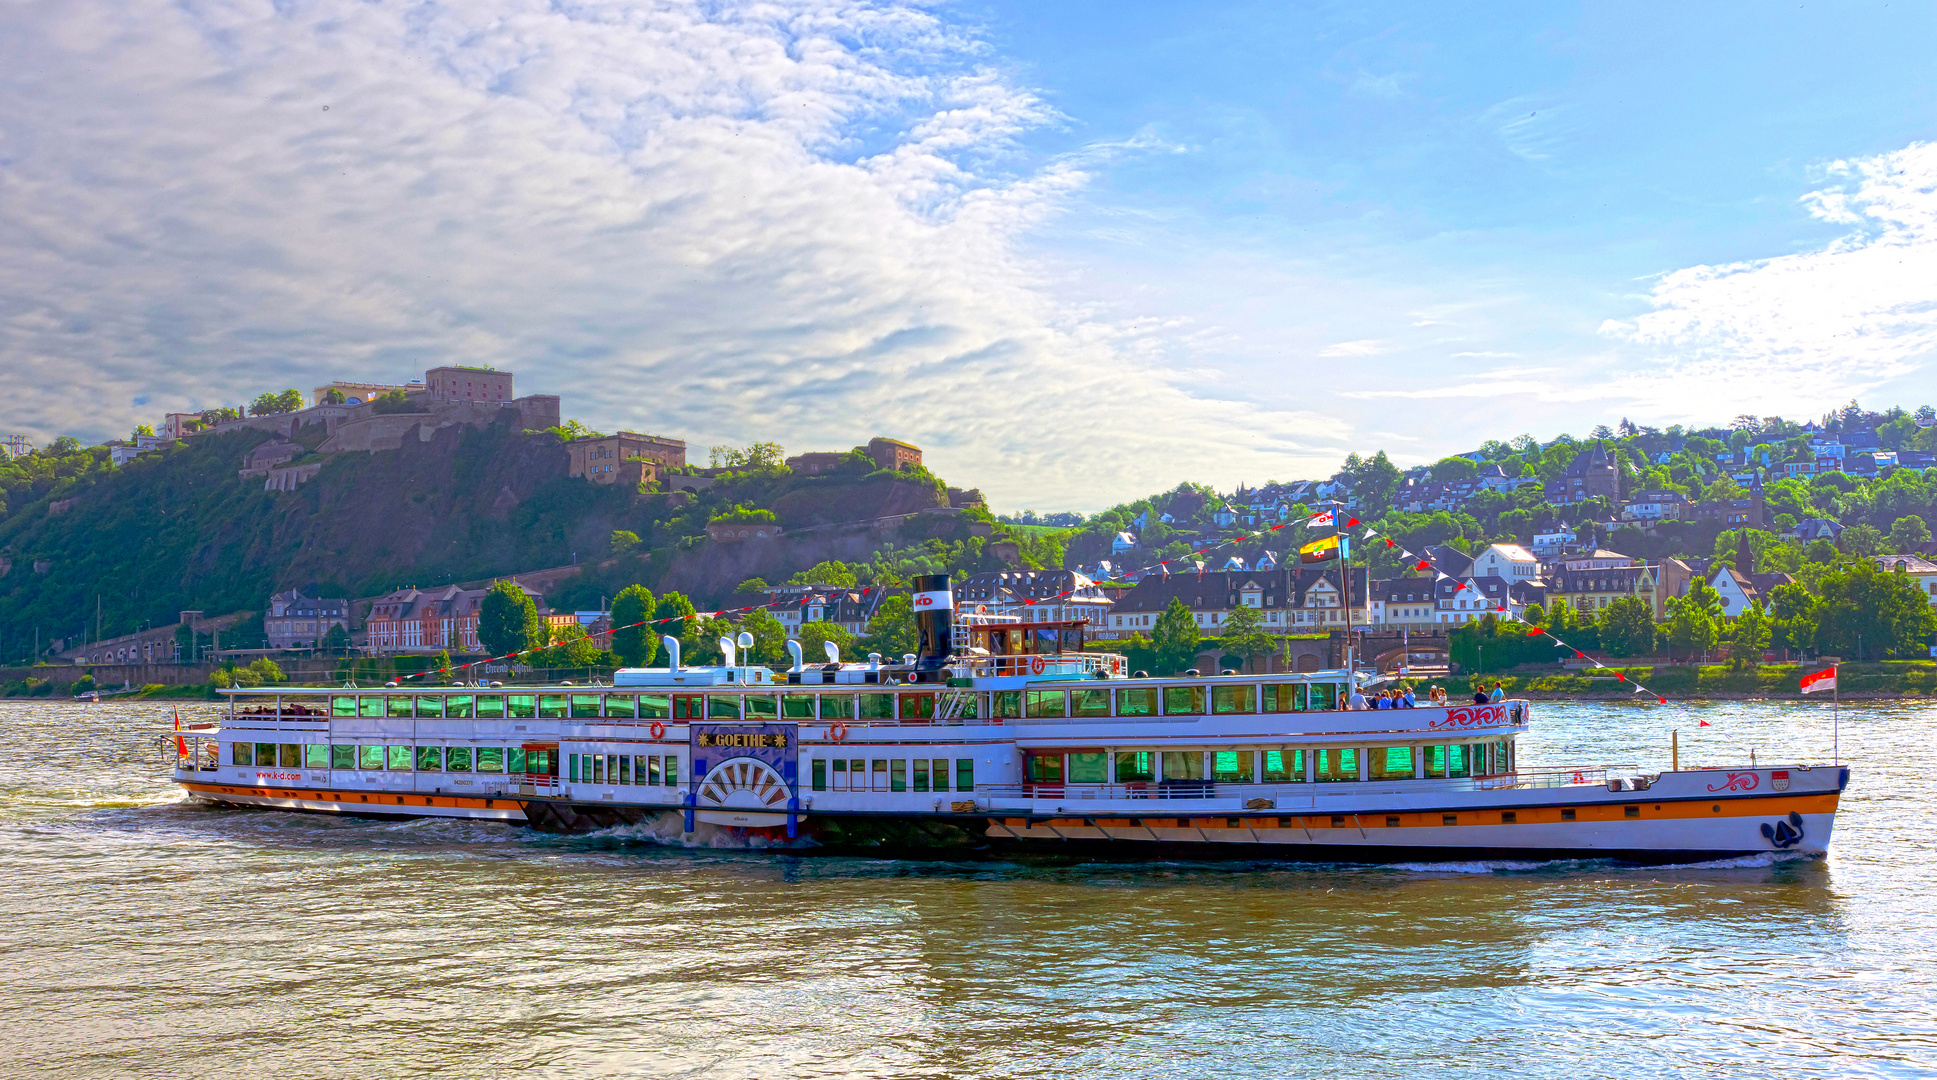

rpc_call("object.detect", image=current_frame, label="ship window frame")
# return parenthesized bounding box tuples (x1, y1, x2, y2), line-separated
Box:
(744, 695, 778, 721)
(387, 745, 413, 771)
(932, 758, 951, 792)
(708, 695, 742, 719)
(304, 744, 330, 769)
(570, 694, 603, 718)
(781, 694, 816, 720)
(1315, 747, 1359, 782)
(912, 759, 930, 792)
(812, 759, 828, 791)
(1070, 688, 1110, 718)
(445, 695, 475, 718)
(1116, 687, 1156, 717)
(955, 759, 975, 791)
(603, 695, 636, 719)
(858, 694, 894, 721)
(416, 745, 443, 772)
(416, 696, 444, 718)
(819, 694, 855, 720)
(1368, 745, 1415, 781)
(1114, 751, 1155, 783)
(387, 696, 414, 718)
(475, 695, 505, 718)
(331, 696, 357, 717)
(359, 745, 385, 771)
(1212, 685, 1257, 715)
(1161, 685, 1207, 716)
(537, 695, 567, 719)
(1068, 751, 1108, 784)
(505, 695, 537, 720)
(1210, 750, 1252, 783)
(446, 746, 473, 772)
(477, 747, 505, 773)
(638, 695, 671, 720)
(330, 744, 355, 770)
(358, 696, 385, 718)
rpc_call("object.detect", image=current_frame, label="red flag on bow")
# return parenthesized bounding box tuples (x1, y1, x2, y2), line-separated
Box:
(173, 707, 187, 758)
(1800, 666, 1837, 695)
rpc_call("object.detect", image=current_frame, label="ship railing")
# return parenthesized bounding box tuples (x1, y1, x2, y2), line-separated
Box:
(976, 767, 1643, 806)
(517, 777, 560, 795)
(950, 653, 1125, 680)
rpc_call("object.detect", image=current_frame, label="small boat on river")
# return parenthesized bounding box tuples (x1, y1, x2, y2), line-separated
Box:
(168, 574, 1845, 864)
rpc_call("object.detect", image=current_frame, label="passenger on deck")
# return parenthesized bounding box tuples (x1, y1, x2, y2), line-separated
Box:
(1489, 682, 1506, 703)
(1401, 686, 1417, 708)
(1374, 690, 1393, 710)
(1348, 686, 1368, 710)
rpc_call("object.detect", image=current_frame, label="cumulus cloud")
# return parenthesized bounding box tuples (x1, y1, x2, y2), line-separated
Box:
(0, 0, 1347, 509)
(1599, 140, 1937, 410)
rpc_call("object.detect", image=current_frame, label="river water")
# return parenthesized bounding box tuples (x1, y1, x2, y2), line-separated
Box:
(2, 698, 1931, 1079)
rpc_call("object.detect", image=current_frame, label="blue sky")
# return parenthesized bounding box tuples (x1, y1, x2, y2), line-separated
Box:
(2, 0, 1934, 510)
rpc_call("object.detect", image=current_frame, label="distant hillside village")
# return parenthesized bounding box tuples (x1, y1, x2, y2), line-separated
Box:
(9, 397, 1937, 679)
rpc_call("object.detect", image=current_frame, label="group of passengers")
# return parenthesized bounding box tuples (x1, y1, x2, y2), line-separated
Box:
(1346, 681, 1508, 710)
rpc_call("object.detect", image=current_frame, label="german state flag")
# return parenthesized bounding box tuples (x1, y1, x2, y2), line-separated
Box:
(1299, 535, 1340, 564)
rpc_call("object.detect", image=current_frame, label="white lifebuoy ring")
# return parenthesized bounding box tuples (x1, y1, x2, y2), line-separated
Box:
(650, 721, 666, 739)
(1031, 656, 1046, 675)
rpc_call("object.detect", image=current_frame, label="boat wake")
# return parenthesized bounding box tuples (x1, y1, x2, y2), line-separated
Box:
(1387, 850, 1823, 874)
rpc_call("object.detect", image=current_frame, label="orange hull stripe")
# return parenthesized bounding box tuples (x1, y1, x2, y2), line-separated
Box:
(1031, 792, 1840, 830)
(180, 781, 514, 811)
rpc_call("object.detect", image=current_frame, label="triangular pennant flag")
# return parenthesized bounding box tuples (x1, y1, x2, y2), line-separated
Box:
(1698, 717, 1709, 724)
(1415, 560, 1432, 571)
(1384, 538, 1397, 548)
(1347, 517, 1361, 527)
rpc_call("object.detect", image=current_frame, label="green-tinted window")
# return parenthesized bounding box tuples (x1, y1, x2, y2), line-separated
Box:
(592, 755, 605, 784)
(1071, 689, 1110, 717)
(1068, 751, 1108, 783)
(1262, 684, 1306, 712)
(475, 695, 505, 718)
(445, 696, 475, 718)
(1212, 685, 1256, 715)
(647, 756, 662, 785)
(446, 746, 473, 772)
(663, 755, 679, 785)
(957, 695, 980, 720)
(1262, 749, 1306, 782)
(1448, 744, 1470, 779)
(1162, 751, 1203, 781)
(416, 696, 444, 718)
(1424, 744, 1448, 778)
(890, 760, 907, 791)
(332, 696, 357, 717)
(708, 695, 741, 719)
(1116, 688, 1157, 717)
(255, 743, 278, 767)
(305, 745, 330, 769)
(1315, 748, 1359, 782)
(1115, 751, 1155, 783)
(621, 755, 634, 784)
(638, 695, 670, 720)
(570, 694, 602, 718)
(359, 745, 385, 770)
(781, 695, 815, 720)
(898, 694, 934, 721)
(932, 758, 950, 792)
(1162, 686, 1207, 716)
(913, 760, 930, 792)
(506, 695, 536, 719)
(991, 691, 1022, 719)
(278, 744, 301, 768)
(955, 759, 975, 791)
(508, 747, 527, 773)
(477, 747, 505, 772)
(1025, 754, 1062, 782)
(569, 754, 581, 782)
(819, 695, 855, 720)
(858, 694, 894, 720)
(416, 746, 443, 771)
(231, 742, 251, 765)
(744, 695, 778, 720)
(359, 696, 384, 718)
(1369, 746, 1415, 781)
(537, 695, 567, 719)
(1211, 750, 1252, 782)
(387, 695, 414, 718)
(1026, 690, 1067, 719)
(331, 744, 355, 769)
(388, 745, 413, 771)
(530, 749, 552, 776)
(812, 759, 827, 791)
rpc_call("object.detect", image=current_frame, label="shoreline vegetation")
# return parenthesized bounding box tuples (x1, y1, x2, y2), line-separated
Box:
(14, 660, 1934, 703)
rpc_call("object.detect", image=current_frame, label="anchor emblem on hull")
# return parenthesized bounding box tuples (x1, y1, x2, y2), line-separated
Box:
(1760, 811, 1805, 849)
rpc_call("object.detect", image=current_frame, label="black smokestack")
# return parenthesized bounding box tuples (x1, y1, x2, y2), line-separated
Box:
(911, 572, 952, 675)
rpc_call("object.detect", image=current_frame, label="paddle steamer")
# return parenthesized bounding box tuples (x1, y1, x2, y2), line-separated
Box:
(171, 575, 1845, 863)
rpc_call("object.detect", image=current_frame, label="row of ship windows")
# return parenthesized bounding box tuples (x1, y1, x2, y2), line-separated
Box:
(810, 758, 976, 792)
(262, 684, 1354, 722)
(1026, 743, 1513, 784)
(566, 753, 682, 786)
(228, 743, 557, 775)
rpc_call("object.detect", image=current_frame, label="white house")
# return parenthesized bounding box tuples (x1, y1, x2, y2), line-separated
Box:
(1470, 543, 1541, 584)
(1531, 525, 1577, 556)
(1112, 531, 1138, 554)
(1873, 555, 1937, 614)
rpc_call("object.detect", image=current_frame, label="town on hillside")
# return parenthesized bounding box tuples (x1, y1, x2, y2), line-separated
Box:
(7, 395, 1937, 689)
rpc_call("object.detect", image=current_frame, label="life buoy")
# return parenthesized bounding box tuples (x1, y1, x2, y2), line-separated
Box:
(1111, 656, 1124, 675)
(650, 721, 666, 739)
(829, 722, 849, 741)
(1031, 656, 1046, 675)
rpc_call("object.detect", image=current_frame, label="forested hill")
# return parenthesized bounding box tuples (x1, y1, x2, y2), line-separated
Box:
(0, 420, 977, 652)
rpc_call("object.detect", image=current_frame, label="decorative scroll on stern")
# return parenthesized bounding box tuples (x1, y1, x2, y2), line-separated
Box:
(694, 758, 795, 828)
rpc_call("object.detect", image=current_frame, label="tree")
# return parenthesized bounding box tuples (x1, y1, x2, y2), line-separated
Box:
(433, 649, 454, 684)
(1598, 597, 1657, 658)
(733, 578, 769, 594)
(1348, 451, 1401, 510)
(322, 388, 346, 404)
(1889, 515, 1931, 553)
(709, 442, 785, 469)
(1841, 523, 1885, 557)
(611, 584, 657, 667)
(654, 593, 698, 642)
(1591, 424, 1615, 439)
(1814, 561, 1937, 660)
(1151, 596, 1200, 674)
(1726, 606, 1771, 668)
(249, 389, 304, 416)
(477, 581, 540, 658)
(323, 624, 351, 656)
(1665, 581, 1722, 662)
(132, 424, 155, 438)
(1219, 604, 1276, 673)
(1805, 538, 1839, 564)
(861, 595, 917, 659)
(535, 623, 600, 670)
(610, 530, 641, 558)
(740, 608, 790, 667)
(1767, 582, 1818, 658)
(796, 620, 855, 664)
(788, 561, 859, 588)
(1429, 456, 1479, 483)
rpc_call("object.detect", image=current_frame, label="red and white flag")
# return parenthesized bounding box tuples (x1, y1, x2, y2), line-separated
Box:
(1801, 666, 1837, 694)
(1307, 511, 1335, 528)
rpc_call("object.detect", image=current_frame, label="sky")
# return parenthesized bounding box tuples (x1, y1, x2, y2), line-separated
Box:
(2, 0, 1935, 512)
